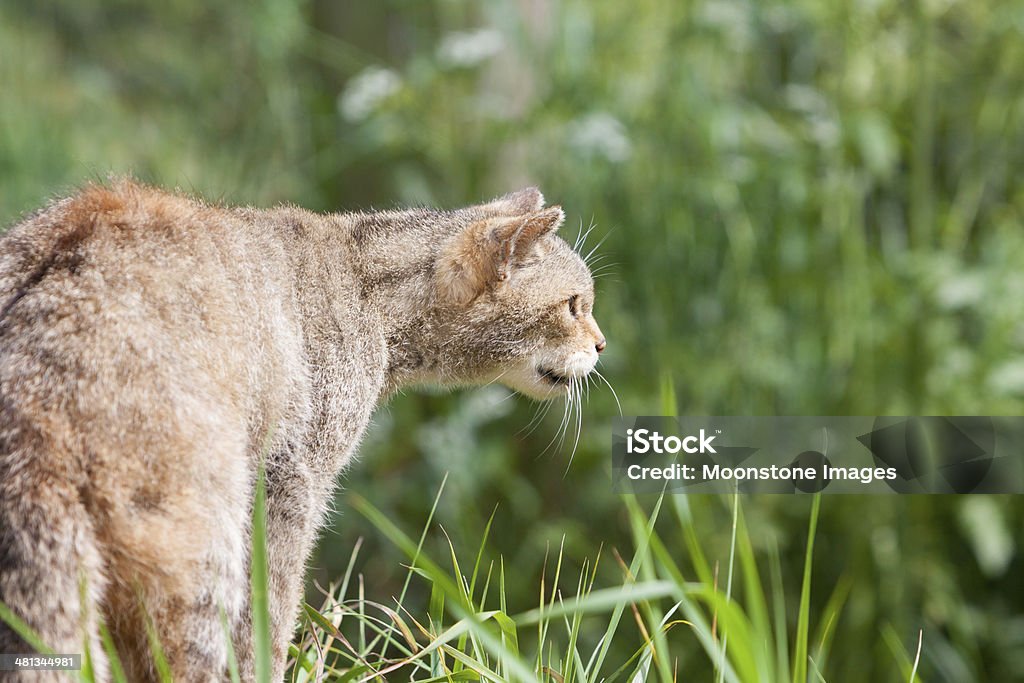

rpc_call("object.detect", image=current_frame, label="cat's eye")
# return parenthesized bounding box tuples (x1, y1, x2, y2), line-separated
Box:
(568, 295, 580, 318)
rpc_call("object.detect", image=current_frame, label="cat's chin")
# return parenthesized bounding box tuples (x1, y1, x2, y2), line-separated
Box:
(496, 364, 573, 400)
(537, 366, 573, 388)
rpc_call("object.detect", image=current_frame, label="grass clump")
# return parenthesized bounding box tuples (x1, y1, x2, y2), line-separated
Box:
(282, 482, 921, 683)
(0, 478, 927, 682)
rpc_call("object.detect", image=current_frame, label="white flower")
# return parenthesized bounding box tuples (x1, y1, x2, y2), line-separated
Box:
(337, 66, 401, 122)
(567, 112, 632, 163)
(437, 28, 505, 68)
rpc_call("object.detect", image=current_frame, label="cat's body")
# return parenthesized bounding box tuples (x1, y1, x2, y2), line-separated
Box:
(0, 180, 604, 681)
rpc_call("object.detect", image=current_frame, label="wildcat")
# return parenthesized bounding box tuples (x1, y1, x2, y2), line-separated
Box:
(0, 180, 605, 681)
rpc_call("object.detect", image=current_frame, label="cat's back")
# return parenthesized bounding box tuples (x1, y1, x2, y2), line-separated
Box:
(0, 182, 323, 675)
(0, 180, 310, 480)
(2, 180, 248, 332)
(1, 179, 269, 328)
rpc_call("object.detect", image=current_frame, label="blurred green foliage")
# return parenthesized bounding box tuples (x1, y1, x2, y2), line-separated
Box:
(3, 0, 1024, 680)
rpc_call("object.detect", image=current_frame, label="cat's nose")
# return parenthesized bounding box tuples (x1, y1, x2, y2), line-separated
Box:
(595, 338, 606, 354)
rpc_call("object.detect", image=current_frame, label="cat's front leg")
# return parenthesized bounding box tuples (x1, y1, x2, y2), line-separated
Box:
(261, 449, 323, 681)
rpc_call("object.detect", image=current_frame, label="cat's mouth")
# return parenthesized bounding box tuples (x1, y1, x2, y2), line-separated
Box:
(537, 366, 572, 388)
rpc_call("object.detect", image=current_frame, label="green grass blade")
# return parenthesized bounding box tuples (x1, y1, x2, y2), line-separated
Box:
(384, 474, 448, 659)
(514, 581, 678, 627)
(586, 492, 665, 681)
(623, 496, 674, 682)
(909, 629, 923, 683)
(810, 574, 852, 675)
(769, 540, 792, 683)
(659, 373, 677, 415)
(220, 605, 242, 683)
(673, 496, 714, 587)
(792, 494, 822, 683)
(0, 600, 53, 655)
(717, 491, 740, 683)
(351, 494, 537, 682)
(251, 464, 272, 683)
(644, 531, 742, 683)
(142, 609, 173, 683)
(882, 624, 927, 683)
(98, 621, 128, 683)
(735, 502, 774, 681)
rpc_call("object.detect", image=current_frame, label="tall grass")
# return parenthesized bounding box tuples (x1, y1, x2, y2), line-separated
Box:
(281, 484, 925, 682)
(0, 380, 929, 682)
(0, 484, 924, 682)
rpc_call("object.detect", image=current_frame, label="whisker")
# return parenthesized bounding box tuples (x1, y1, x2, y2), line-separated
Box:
(589, 260, 619, 273)
(573, 218, 590, 252)
(519, 396, 555, 438)
(521, 401, 544, 435)
(558, 380, 574, 454)
(496, 388, 521, 404)
(556, 385, 572, 452)
(561, 379, 579, 452)
(583, 230, 614, 266)
(540, 387, 572, 458)
(585, 254, 614, 267)
(563, 379, 584, 476)
(575, 219, 598, 254)
(594, 368, 622, 416)
(483, 366, 514, 387)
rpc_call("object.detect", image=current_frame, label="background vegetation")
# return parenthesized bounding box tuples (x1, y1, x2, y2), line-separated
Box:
(3, 1, 1024, 680)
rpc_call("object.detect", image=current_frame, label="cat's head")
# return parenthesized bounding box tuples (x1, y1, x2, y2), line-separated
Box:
(434, 188, 606, 399)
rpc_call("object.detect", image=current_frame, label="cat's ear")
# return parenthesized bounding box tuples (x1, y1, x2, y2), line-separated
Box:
(436, 206, 565, 306)
(476, 187, 545, 217)
(490, 205, 564, 280)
